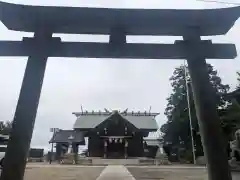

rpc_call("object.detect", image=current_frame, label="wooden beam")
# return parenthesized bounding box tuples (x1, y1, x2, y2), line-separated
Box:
(0, 40, 237, 59)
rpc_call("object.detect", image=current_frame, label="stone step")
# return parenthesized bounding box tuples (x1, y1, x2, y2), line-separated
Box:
(92, 159, 139, 165)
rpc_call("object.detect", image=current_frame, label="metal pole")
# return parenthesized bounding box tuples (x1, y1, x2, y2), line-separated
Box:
(183, 60, 196, 164)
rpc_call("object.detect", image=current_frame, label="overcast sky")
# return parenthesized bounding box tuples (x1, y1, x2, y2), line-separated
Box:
(0, 0, 239, 150)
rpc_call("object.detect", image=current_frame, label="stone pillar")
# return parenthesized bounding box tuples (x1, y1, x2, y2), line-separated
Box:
(68, 143, 73, 154)
(183, 31, 232, 180)
(0, 32, 59, 180)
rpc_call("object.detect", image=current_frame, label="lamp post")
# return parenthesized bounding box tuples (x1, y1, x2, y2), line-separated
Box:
(184, 60, 196, 164)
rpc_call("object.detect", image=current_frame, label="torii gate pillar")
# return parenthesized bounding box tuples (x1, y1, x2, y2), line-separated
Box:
(0, 31, 60, 180)
(184, 31, 232, 180)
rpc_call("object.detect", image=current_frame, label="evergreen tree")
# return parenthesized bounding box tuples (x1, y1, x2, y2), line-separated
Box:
(236, 72, 240, 89)
(219, 71, 240, 140)
(161, 63, 229, 161)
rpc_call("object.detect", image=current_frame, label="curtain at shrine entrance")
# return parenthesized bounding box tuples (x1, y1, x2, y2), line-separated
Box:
(103, 137, 129, 159)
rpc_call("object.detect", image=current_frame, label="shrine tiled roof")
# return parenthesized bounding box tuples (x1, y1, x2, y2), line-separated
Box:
(49, 130, 85, 144)
(73, 111, 159, 131)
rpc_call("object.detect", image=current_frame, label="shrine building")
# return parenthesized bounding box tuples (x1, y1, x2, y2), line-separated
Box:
(50, 110, 159, 159)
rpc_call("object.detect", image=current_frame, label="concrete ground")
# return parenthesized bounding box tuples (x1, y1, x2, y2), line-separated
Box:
(24, 166, 105, 180)
(128, 166, 240, 180)
(20, 164, 240, 180)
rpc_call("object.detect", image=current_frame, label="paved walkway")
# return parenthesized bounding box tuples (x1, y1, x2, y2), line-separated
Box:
(21, 164, 240, 180)
(96, 165, 136, 180)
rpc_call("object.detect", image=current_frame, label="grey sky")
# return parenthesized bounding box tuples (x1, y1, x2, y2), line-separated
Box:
(0, 0, 239, 150)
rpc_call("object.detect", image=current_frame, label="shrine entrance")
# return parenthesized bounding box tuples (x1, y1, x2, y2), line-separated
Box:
(104, 137, 126, 159)
(87, 110, 143, 159)
(108, 142, 124, 158)
(0, 2, 239, 180)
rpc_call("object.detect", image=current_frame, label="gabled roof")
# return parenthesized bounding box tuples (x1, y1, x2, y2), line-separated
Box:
(49, 130, 85, 144)
(94, 112, 139, 133)
(73, 115, 108, 130)
(0, 1, 239, 36)
(73, 111, 159, 131)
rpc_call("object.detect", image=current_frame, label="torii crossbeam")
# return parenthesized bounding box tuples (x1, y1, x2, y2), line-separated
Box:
(0, 1, 239, 180)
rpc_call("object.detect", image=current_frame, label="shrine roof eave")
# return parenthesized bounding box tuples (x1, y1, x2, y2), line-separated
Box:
(74, 127, 158, 132)
(0, 1, 239, 36)
(49, 130, 85, 144)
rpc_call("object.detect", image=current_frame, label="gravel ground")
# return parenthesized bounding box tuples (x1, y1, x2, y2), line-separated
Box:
(128, 167, 208, 180)
(11, 165, 240, 180)
(127, 167, 240, 180)
(24, 166, 105, 180)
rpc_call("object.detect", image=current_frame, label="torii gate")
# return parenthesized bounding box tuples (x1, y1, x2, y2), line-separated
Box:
(0, 1, 239, 180)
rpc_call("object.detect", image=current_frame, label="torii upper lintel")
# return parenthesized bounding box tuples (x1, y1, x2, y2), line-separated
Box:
(0, 1, 239, 36)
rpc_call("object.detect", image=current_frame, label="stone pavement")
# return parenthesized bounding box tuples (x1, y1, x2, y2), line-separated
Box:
(96, 165, 135, 180)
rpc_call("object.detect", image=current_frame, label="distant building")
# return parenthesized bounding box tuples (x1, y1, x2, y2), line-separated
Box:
(50, 110, 159, 159)
(0, 134, 9, 163)
(0, 134, 9, 145)
(49, 129, 85, 161)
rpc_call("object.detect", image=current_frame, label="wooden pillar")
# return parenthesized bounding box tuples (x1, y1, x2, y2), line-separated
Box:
(49, 142, 54, 164)
(67, 143, 73, 154)
(184, 31, 232, 180)
(56, 143, 62, 163)
(124, 140, 128, 159)
(73, 143, 78, 163)
(0, 32, 59, 180)
(104, 140, 107, 158)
